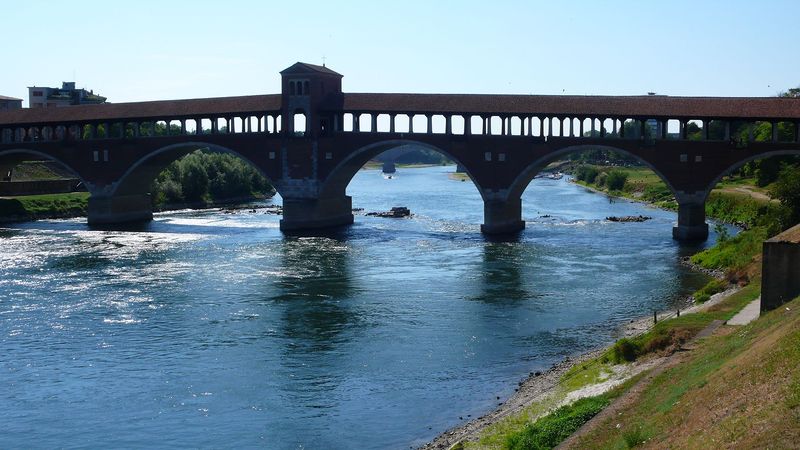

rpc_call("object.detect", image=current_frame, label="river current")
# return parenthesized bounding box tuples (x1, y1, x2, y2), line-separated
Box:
(0, 166, 718, 449)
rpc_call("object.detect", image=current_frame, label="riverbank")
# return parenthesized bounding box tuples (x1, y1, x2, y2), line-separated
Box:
(0, 191, 275, 224)
(423, 167, 769, 449)
(422, 282, 756, 449)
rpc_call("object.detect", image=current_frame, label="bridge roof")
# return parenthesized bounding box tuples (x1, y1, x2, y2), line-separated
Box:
(0, 94, 282, 126)
(334, 93, 800, 120)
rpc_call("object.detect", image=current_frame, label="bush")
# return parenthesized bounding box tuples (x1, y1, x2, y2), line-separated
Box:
(610, 338, 640, 363)
(690, 226, 769, 272)
(595, 172, 608, 188)
(505, 396, 610, 450)
(693, 279, 728, 303)
(575, 165, 599, 184)
(605, 170, 629, 191)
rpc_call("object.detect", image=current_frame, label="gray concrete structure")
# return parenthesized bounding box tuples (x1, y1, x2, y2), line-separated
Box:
(761, 224, 800, 311)
(28, 82, 106, 108)
(0, 95, 22, 111)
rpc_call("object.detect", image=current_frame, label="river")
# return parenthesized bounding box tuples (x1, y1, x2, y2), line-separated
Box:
(0, 166, 718, 449)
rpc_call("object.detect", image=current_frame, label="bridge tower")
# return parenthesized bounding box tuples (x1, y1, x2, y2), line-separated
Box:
(278, 62, 354, 231)
(280, 62, 342, 138)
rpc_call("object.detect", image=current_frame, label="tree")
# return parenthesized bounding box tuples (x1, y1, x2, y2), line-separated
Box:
(605, 170, 628, 191)
(769, 165, 800, 226)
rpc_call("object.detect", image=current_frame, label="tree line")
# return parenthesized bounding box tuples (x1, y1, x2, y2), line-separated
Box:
(151, 150, 274, 208)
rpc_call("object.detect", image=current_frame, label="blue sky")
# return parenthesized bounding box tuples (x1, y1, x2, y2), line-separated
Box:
(2, 0, 799, 106)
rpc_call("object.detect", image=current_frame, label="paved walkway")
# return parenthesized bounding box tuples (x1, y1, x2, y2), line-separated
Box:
(727, 296, 761, 326)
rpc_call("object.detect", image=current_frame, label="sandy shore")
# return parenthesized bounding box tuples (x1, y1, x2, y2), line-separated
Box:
(420, 285, 739, 449)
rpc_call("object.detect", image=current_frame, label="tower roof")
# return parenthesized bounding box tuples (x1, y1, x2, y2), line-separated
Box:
(280, 62, 342, 77)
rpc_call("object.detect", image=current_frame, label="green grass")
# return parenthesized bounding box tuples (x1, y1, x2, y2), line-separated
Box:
(690, 226, 768, 272)
(572, 294, 800, 449)
(0, 192, 89, 220)
(504, 396, 611, 450)
(693, 278, 729, 303)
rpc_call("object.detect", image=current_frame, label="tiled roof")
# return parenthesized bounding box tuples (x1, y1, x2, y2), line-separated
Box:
(280, 62, 343, 77)
(0, 94, 282, 126)
(2, 92, 799, 127)
(0, 95, 23, 101)
(332, 93, 800, 120)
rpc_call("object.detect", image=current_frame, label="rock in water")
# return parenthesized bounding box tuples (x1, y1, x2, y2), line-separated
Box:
(606, 215, 652, 223)
(366, 206, 411, 218)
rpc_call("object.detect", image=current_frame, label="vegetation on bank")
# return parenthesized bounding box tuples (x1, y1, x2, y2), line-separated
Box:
(470, 145, 800, 449)
(150, 150, 274, 209)
(505, 396, 611, 450)
(0, 151, 275, 221)
(570, 293, 800, 449)
(0, 192, 89, 222)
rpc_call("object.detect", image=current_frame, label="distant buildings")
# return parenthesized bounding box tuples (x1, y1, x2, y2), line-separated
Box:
(28, 82, 106, 108)
(0, 95, 23, 111)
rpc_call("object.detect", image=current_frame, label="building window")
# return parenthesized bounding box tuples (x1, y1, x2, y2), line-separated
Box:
(304, 81, 309, 95)
(33, 91, 43, 97)
(290, 82, 296, 95)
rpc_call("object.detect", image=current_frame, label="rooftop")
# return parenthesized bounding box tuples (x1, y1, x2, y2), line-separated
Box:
(0, 95, 23, 101)
(1, 92, 799, 127)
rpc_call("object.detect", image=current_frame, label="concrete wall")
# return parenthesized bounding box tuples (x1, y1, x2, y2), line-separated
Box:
(761, 223, 800, 311)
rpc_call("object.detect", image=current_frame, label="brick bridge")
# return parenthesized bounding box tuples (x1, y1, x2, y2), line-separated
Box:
(2, 62, 800, 240)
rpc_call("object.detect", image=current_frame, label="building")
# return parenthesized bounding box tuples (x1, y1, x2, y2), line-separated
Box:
(28, 82, 106, 108)
(0, 95, 22, 111)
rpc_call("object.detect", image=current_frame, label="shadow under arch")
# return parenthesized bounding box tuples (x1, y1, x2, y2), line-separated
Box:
(318, 139, 485, 200)
(109, 141, 276, 197)
(700, 149, 800, 202)
(0, 148, 90, 191)
(506, 144, 680, 201)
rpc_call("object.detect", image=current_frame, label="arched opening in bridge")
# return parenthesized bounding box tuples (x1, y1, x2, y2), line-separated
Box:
(702, 150, 800, 236)
(109, 144, 278, 222)
(321, 141, 483, 230)
(0, 149, 88, 199)
(293, 111, 307, 135)
(510, 145, 681, 232)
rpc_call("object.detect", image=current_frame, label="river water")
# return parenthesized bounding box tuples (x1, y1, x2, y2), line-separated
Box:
(1, 166, 718, 449)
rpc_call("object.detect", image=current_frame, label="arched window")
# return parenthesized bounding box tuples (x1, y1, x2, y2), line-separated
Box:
(290, 82, 296, 95)
(304, 81, 309, 95)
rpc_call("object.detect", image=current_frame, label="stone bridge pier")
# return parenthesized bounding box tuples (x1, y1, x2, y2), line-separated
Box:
(87, 193, 153, 225)
(673, 193, 709, 241)
(481, 195, 524, 234)
(278, 179, 354, 232)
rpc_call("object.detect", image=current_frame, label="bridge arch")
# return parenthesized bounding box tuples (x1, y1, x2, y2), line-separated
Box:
(109, 141, 276, 197)
(318, 139, 485, 200)
(87, 141, 277, 226)
(700, 149, 800, 203)
(0, 148, 90, 192)
(507, 144, 680, 201)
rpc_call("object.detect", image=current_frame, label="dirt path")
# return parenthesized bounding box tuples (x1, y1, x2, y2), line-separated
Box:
(716, 186, 775, 202)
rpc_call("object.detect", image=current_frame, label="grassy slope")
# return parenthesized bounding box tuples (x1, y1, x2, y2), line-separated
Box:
(466, 284, 761, 450)
(570, 294, 800, 449)
(0, 192, 89, 221)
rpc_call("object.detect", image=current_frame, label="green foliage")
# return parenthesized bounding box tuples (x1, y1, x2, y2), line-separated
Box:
(621, 427, 652, 448)
(0, 192, 89, 220)
(690, 226, 769, 272)
(705, 192, 786, 233)
(713, 223, 730, 243)
(574, 165, 599, 183)
(693, 279, 728, 303)
(504, 396, 610, 450)
(769, 164, 800, 226)
(610, 338, 640, 363)
(594, 171, 608, 187)
(150, 150, 274, 207)
(605, 170, 628, 191)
